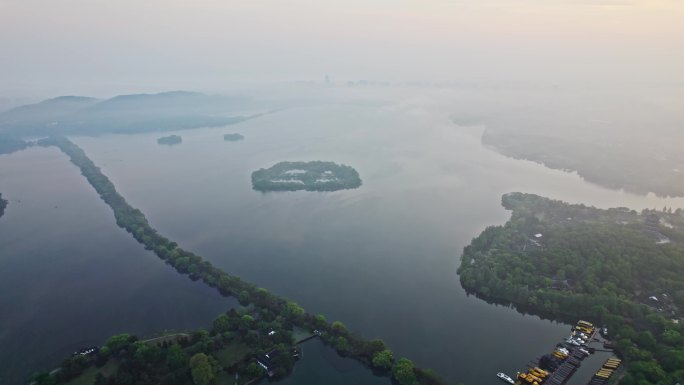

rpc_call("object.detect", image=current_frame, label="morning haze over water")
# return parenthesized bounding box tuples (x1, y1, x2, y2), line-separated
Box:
(1, 1, 684, 385)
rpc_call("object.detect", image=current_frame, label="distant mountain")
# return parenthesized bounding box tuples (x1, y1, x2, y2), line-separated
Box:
(80, 91, 226, 116)
(0, 96, 100, 124)
(0, 91, 255, 136)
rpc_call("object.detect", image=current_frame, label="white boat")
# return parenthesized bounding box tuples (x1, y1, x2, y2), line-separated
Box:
(497, 372, 515, 384)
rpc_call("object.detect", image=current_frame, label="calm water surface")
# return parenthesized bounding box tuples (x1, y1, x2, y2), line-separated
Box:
(0, 147, 233, 384)
(68, 99, 684, 385)
(276, 339, 390, 385)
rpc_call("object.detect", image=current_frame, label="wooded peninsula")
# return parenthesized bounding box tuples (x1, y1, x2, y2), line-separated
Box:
(459, 192, 684, 385)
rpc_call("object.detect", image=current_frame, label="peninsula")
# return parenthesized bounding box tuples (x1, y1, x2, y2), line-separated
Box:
(251, 161, 362, 192)
(459, 193, 684, 385)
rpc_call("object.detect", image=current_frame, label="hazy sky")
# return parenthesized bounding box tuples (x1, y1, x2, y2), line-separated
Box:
(1, 0, 683, 97)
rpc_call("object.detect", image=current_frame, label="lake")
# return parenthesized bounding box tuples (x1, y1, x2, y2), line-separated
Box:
(0, 147, 234, 384)
(2, 90, 683, 385)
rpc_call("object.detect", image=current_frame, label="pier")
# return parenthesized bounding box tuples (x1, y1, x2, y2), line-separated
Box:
(294, 329, 322, 345)
(511, 320, 614, 385)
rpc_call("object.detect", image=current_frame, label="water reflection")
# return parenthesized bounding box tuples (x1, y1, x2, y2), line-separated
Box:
(0, 147, 233, 384)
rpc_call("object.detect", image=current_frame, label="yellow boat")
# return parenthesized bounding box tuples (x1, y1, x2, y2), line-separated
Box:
(518, 372, 543, 384)
(578, 320, 594, 328)
(530, 367, 549, 378)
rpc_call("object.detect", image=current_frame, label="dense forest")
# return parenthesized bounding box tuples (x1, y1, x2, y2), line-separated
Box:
(459, 192, 684, 385)
(251, 161, 362, 192)
(33, 308, 301, 385)
(32, 136, 444, 385)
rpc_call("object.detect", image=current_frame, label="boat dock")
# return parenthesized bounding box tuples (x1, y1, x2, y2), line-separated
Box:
(294, 329, 322, 345)
(543, 348, 586, 385)
(586, 357, 621, 385)
(511, 320, 611, 385)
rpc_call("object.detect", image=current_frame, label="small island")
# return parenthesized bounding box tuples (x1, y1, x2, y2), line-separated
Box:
(0, 193, 7, 218)
(224, 133, 244, 141)
(252, 161, 362, 192)
(157, 135, 182, 145)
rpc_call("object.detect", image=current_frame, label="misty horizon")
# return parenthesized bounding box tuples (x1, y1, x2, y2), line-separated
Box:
(2, 0, 684, 99)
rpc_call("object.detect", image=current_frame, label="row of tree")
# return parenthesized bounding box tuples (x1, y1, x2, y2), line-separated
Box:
(36, 136, 444, 385)
(459, 193, 684, 385)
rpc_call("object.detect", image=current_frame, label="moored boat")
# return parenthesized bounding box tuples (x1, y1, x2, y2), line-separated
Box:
(497, 372, 515, 384)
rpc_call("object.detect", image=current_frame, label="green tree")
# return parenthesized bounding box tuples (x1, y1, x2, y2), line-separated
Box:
(636, 331, 656, 350)
(372, 349, 394, 370)
(282, 301, 305, 320)
(32, 372, 57, 385)
(212, 314, 231, 334)
(240, 314, 254, 329)
(190, 353, 214, 385)
(166, 344, 187, 369)
(392, 358, 417, 385)
(334, 336, 349, 353)
(662, 329, 682, 345)
(369, 338, 387, 352)
(314, 313, 327, 328)
(106, 333, 132, 353)
(238, 290, 250, 304)
(331, 321, 348, 335)
(246, 362, 265, 377)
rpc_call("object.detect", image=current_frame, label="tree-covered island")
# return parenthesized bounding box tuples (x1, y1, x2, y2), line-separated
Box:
(0, 193, 7, 218)
(251, 161, 362, 192)
(31, 137, 444, 385)
(459, 192, 684, 385)
(157, 135, 182, 145)
(223, 133, 244, 141)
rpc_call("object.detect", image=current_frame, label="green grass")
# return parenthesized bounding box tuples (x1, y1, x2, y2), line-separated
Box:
(212, 343, 251, 367)
(64, 359, 119, 385)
